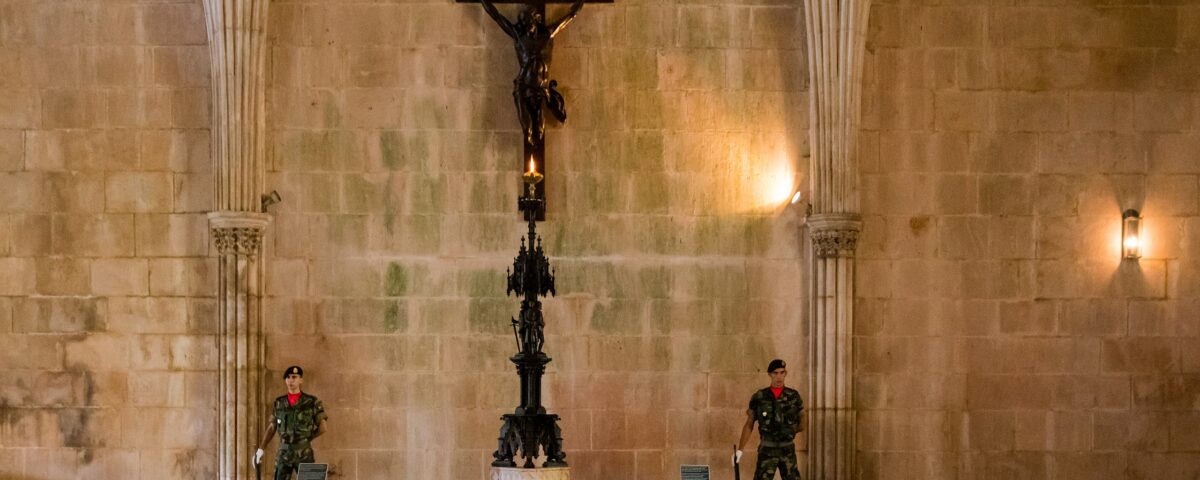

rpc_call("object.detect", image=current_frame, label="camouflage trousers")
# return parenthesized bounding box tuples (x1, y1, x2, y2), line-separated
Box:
(274, 439, 314, 480)
(754, 444, 800, 480)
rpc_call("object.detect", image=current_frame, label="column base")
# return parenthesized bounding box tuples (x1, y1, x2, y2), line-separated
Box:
(491, 467, 571, 480)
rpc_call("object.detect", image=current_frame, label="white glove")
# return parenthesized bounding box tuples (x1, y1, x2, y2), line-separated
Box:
(733, 449, 743, 465)
(254, 448, 264, 465)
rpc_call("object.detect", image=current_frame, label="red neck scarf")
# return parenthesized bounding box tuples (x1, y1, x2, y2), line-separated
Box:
(287, 392, 301, 406)
(770, 387, 783, 399)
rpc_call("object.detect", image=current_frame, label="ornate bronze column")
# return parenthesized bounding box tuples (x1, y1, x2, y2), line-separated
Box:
(491, 175, 567, 469)
(201, 0, 272, 478)
(802, 1, 871, 479)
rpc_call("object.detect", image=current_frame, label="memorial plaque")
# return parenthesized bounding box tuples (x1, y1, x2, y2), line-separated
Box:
(680, 465, 710, 480)
(297, 463, 328, 480)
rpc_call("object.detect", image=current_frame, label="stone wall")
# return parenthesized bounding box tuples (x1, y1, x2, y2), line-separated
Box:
(857, 1, 1200, 479)
(0, 0, 219, 477)
(12, 1, 1196, 480)
(261, 1, 808, 478)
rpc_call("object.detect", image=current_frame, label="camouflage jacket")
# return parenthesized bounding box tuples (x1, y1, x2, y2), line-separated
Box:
(272, 392, 327, 444)
(748, 387, 802, 444)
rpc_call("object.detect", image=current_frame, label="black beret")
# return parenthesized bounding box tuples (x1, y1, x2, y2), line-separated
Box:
(767, 359, 786, 372)
(283, 365, 303, 378)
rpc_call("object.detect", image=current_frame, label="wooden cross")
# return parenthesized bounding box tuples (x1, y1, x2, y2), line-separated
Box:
(458, 0, 611, 220)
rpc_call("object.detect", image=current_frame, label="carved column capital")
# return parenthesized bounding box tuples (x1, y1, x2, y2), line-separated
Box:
(807, 213, 862, 259)
(208, 212, 270, 255)
(811, 229, 860, 259)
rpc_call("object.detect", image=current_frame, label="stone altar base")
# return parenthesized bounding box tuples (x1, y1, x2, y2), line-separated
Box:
(490, 467, 571, 480)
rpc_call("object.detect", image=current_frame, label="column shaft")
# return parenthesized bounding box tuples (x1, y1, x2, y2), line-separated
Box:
(204, 0, 270, 212)
(212, 220, 269, 480)
(807, 218, 860, 480)
(803, 0, 870, 215)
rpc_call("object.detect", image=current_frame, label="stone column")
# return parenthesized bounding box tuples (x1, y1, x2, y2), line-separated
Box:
(802, 1, 870, 479)
(201, 1, 272, 478)
(805, 214, 860, 480)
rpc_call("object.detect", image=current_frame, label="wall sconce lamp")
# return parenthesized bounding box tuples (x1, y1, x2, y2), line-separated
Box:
(1122, 209, 1142, 260)
(260, 190, 282, 213)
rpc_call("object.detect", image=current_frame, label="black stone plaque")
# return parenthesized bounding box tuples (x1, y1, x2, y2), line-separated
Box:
(297, 463, 328, 480)
(680, 465, 710, 480)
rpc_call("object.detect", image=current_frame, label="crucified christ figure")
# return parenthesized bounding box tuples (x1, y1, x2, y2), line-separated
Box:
(479, 0, 586, 151)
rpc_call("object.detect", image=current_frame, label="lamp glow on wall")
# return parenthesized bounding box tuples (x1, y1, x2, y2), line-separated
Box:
(1122, 209, 1142, 260)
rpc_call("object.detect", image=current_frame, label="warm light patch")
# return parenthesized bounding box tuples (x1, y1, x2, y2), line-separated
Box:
(744, 144, 800, 213)
(710, 139, 803, 215)
(765, 169, 797, 207)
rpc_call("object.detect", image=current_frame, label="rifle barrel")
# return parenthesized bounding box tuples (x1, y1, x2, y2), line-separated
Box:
(733, 444, 740, 480)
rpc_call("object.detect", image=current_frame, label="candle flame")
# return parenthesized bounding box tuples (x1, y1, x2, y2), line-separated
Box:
(528, 157, 537, 174)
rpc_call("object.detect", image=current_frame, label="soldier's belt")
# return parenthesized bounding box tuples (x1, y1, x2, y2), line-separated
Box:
(280, 438, 311, 447)
(759, 440, 795, 448)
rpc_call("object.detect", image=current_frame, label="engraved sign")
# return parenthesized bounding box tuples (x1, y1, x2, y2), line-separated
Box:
(680, 465, 710, 480)
(297, 463, 328, 480)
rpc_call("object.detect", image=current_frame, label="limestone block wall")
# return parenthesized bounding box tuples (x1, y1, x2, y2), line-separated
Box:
(262, 1, 808, 480)
(857, 1, 1200, 479)
(0, 0, 219, 478)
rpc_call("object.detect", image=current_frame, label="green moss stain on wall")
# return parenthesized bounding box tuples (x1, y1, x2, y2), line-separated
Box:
(464, 269, 501, 298)
(383, 301, 407, 333)
(468, 298, 513, 335)
(409, 175, 447, 214)
(380, 131, 403, 170)
(385, 263, 408, 297)
(589, 299, 643, 335)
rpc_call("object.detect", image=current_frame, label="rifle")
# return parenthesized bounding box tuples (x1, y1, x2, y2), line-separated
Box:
(510, 317, 522, 353)
(733, 444, 740, 480)
(254, 457, 262, 480)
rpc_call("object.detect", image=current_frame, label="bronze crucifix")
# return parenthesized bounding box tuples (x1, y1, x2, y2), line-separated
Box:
(459, 0, 611, 219)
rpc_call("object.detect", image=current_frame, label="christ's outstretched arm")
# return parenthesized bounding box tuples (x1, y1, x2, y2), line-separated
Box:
(479, 0, 516, 38)
(550, 0, 586, 38)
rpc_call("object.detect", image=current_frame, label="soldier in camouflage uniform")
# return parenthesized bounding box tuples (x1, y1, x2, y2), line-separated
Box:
(255, 366, 329, 480)
(735, 359, 804, 480)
